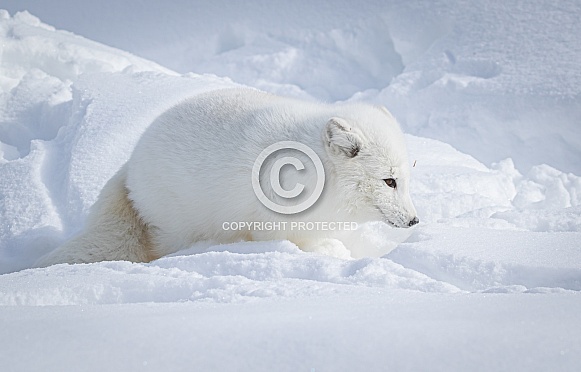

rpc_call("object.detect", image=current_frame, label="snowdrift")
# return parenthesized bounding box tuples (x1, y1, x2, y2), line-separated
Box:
(6, 0, 581, 174)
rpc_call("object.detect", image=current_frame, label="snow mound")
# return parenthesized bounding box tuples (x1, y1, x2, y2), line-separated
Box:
(0, 10, 173, 159)
(1, 241, 461, 306)
(0, 11, 237, 272)
(5, 2, 581, 173)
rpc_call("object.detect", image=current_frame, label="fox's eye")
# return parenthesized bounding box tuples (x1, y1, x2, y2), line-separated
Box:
(384, 178, 397, 189)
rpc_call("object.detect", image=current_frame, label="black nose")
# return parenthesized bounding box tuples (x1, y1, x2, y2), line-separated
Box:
(408, 217, 419, 227)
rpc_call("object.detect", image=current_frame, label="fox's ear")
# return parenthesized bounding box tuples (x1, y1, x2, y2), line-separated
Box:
(324, 117, 362, 158)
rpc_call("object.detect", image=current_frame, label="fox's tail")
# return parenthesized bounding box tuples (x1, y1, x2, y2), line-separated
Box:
(35, 164, 157, 267)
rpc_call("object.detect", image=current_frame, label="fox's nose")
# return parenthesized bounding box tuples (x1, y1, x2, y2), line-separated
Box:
(408, 217, 419, 227)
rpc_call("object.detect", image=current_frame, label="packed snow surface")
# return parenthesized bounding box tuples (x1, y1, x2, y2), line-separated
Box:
(0, 2, 580, 371)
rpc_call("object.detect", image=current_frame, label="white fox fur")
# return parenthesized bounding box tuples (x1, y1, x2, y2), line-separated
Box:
(37, 88, 418, 265)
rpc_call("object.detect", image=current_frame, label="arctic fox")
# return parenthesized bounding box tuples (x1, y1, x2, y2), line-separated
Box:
(37, 88, 418, 265)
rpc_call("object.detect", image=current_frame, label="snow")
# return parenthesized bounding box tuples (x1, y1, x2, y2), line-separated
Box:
(5, 0, 581, 174)
(0, 2, 580, 371)
(3, 294, 581, 372)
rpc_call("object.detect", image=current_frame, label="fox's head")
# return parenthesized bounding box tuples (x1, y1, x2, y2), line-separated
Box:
(323, 106, 419, 228)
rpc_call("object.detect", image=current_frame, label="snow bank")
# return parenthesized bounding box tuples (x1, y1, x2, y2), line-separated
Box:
(0, 11, 237, 272)
(0, 240, 460, 306)
(5, 1, 581, 174)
